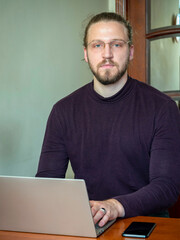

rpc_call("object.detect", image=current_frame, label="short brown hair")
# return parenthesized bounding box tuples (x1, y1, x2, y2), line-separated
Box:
(83, 12, 133, 48)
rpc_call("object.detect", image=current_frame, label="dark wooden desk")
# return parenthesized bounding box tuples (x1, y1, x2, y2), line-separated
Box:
(0, 216, 179, 240)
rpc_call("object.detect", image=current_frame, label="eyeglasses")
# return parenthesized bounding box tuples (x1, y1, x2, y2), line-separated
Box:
(87, 39, 131, 52)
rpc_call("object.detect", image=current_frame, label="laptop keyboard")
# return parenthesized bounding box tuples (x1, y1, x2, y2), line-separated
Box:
(95, 219, 116, 236)
(95, 223, 105, 235)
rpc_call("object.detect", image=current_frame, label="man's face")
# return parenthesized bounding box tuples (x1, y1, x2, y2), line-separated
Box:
(84, 21, 134, 85)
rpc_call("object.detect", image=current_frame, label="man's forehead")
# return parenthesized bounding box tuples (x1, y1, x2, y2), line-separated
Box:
(88, 20, 126, 30)
(87, 20, 128, 41)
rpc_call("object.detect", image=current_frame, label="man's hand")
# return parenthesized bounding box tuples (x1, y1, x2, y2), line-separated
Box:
(90, 199, 125, 227)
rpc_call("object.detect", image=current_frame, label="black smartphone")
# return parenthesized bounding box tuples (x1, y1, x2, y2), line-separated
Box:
(122, 221, 156, 238)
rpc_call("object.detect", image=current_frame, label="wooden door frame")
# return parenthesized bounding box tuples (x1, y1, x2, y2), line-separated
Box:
(115, 0, 146, 83)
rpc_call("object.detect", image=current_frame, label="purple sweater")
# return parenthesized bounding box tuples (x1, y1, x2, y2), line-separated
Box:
(36, 76, 180, 217)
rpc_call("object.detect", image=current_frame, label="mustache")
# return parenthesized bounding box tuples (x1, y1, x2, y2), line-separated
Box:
(97, 59, 118, 68)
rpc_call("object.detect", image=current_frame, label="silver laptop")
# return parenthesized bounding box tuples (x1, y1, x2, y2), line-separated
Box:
(0, 175, 116, 237)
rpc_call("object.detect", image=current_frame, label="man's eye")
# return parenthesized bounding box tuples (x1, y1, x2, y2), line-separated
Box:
(94, 43, 103, 48)
(112, 42, 123, 47)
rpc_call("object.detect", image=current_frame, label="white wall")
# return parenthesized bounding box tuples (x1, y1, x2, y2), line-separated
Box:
(0, 0, 113, 177)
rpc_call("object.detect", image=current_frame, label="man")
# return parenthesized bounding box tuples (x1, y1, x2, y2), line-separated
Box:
(36, 12, 180, 227)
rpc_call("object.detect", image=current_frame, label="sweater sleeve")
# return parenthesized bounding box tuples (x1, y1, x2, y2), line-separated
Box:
(114, 100, 180, 217)
(36, 106, 69, 178)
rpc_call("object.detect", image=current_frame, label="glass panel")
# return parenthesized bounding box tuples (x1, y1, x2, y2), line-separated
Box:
(150, 0, 180, 30)
(175, 100, 180, 109)
(150, 36, 180, 91)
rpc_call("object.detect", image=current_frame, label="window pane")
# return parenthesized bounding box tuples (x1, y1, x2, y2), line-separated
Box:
(150, 0, 180, 29)
(150, 37, 180, 91)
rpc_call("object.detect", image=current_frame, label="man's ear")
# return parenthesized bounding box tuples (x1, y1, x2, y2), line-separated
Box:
(129, 45, 134, 61)
(84, 47, 88, 63)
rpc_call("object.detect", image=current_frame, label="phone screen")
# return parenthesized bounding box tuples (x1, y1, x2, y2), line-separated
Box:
(122, 221, 156, 238)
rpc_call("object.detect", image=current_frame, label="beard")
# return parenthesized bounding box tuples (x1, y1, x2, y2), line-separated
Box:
(87, 58, 129, 85)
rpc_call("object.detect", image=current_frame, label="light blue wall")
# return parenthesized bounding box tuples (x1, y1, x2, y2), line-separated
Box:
(0, 0, 110, 177)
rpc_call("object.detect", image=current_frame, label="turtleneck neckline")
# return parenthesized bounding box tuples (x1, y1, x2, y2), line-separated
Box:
(88, 76, 136, 103)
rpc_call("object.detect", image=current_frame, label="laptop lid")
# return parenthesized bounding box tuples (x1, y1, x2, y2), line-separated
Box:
(0, 176, 115, 237)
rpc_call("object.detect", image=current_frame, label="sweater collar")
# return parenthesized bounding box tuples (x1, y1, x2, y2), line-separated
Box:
(89, 76, 136, 103)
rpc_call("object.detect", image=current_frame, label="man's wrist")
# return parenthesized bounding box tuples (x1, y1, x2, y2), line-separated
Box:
(111, 199, 125, 218)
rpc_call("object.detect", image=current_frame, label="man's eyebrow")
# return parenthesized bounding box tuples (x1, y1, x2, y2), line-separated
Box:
(88, 39, 127, 44)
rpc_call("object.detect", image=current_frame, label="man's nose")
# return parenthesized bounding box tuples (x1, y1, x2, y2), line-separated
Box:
(102, 43, 113, 59)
